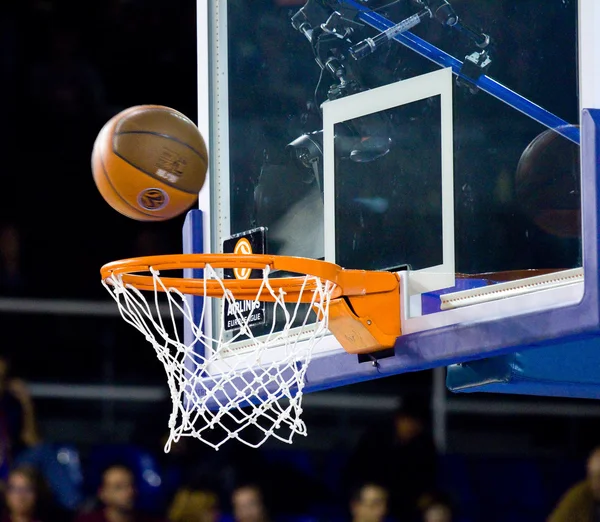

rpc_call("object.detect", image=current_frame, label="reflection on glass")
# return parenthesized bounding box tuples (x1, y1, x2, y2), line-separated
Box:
(222, 0, 580, 321)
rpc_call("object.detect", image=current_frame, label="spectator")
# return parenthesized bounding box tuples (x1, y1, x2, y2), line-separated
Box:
(421, 504, 451, 522)
(345, 397, 438, 522)
(74, 464, 166, 522)
(1, 464, 68, 522)
(15, 444, 84, 513)
(0, 354, 81, 512)
(168, 486, 220, 522)
(349, 482, 389, 522)
(417, 493, 454, 522)
(0, 355, 40, 483)
(547, 446, 600, 522)
(231, 484, 270, 522)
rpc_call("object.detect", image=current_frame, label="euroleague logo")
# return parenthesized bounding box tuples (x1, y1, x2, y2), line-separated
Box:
(138, 188, 169, 211)
(233, 237, 252, 280)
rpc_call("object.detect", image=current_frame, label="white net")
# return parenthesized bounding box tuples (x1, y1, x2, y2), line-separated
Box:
(102, 263, 334, 451)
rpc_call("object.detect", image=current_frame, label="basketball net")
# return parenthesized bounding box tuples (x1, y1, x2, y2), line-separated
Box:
(102, 262, 334, 451)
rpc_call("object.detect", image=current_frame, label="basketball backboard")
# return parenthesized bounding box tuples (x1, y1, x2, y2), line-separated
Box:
(186, 0, 600, 395)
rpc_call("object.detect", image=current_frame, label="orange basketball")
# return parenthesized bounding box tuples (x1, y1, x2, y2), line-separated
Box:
(92, 105, 208, 221)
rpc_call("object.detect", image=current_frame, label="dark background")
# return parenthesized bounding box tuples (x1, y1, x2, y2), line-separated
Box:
(0, 1, 596, 522)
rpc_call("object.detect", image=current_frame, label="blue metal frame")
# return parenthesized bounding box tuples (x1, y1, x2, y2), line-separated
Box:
(182, 211, 206, 382)
(446, 335, 600, 399)
(340, 0, 581, 145)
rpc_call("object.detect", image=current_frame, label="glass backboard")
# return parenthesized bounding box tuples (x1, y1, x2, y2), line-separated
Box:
(185, 0, 599, 392)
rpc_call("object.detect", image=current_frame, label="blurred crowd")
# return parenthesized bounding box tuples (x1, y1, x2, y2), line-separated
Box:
(0, 351, 457, 522)
(3, 350, 600, 522)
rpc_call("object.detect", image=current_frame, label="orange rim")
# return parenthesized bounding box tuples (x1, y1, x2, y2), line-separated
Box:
(101, 253, 402, 354)
(100, 254, 399, 303)
(101, 254, 344, 302)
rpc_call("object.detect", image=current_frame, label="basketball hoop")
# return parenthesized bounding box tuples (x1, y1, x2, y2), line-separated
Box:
(100, 254, 400, 450)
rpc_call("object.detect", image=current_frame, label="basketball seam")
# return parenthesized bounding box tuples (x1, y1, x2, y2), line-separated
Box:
(99, 149, 164, 220)
(113, 131, 205, 195)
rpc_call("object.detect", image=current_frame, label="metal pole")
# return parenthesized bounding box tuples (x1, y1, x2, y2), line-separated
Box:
(432, 367, 448, 454)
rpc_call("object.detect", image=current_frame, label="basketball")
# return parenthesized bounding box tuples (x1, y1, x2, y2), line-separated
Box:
(91, 105, 208, 221)
(515, 125, 580, 238)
